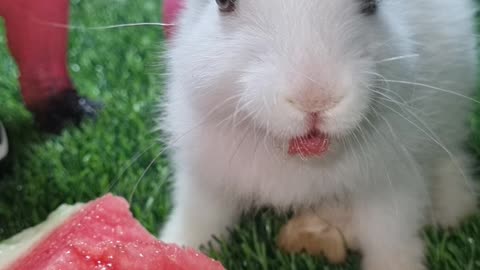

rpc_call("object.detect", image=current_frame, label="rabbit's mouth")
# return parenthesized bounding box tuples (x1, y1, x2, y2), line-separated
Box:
(288, 129, 330, 157)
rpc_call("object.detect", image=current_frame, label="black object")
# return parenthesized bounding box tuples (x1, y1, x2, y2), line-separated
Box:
(361, 0, 378, 15)
(30, 90, 102, 134)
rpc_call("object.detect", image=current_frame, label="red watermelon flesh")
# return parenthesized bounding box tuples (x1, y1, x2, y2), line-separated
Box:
(3, 194, 225, 270)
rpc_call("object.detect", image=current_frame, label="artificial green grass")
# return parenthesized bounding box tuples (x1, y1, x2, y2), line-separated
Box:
(1, 1, 480, 269)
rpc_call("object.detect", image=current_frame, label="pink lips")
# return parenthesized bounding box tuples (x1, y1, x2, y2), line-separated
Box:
(288, 130, 330, 157)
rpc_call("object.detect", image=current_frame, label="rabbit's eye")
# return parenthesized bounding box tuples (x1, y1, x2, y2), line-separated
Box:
(216, 0, 236, 12)
(361, 0, 378, 15)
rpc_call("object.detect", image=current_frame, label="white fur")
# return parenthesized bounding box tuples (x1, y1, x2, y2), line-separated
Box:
(0, 122, 8, 160)
(159, 0, 479, 269)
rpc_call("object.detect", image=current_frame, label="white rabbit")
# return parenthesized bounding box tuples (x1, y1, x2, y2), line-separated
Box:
(159, 0, 479, 269)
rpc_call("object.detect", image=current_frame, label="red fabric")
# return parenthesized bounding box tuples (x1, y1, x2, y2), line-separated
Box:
(0, 0, 183, 108)
(0, 0, 73, 108)
(162, 0, 184, 39)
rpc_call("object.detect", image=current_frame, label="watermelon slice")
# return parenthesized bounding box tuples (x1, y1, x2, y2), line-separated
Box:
(0, 194, 225, 270)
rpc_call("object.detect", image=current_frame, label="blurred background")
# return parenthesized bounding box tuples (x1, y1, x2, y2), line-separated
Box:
(0, 0, 170, 239)
(1, 1, 480, 269)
